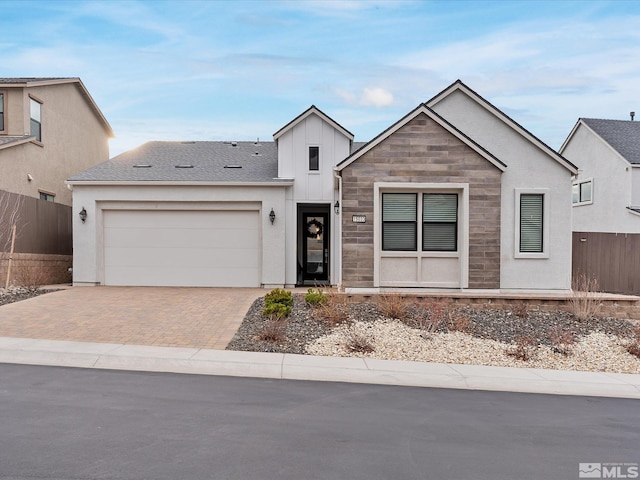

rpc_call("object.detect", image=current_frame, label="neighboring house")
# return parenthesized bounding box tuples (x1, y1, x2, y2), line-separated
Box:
(0, 77, 113, 285)
(560, 117, 640, 294)
(69, 80, 577, 292)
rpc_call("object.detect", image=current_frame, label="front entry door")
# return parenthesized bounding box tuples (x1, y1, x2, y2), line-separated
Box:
(302, 212, 329, 282)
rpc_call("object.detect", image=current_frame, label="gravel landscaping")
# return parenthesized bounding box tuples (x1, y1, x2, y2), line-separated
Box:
(227, 293, 640, 374)
(0, 286, 50, 306)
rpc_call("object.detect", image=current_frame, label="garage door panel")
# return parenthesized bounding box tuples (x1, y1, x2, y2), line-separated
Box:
(106, 266, 259, 288)
(108, 210, 256, 229)
(105, 246, 259, 268)
(103, 209, 260, 287)
(105, 227, 259, 250)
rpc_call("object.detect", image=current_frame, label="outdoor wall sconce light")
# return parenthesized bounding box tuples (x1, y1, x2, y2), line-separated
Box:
(334, 201, 340, 214)
(269, 208, 276, 225)
(79, 207, 87, 223)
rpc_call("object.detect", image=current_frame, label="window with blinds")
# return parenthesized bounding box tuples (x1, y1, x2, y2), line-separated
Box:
(423, 193, 458, 251)
(382, 192, 458, 252)
(519, 194, 543, 253)
(382, 193, 417, 251)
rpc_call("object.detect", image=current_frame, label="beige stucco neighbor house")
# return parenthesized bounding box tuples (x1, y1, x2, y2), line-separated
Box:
(0, 77, 113, 205)
(0, 78, 113, 285)
(69, 80, 577, 292)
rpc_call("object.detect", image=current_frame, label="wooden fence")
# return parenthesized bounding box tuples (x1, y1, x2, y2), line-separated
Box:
(0, 189, 72, 255)
(572, 231, 640, 295)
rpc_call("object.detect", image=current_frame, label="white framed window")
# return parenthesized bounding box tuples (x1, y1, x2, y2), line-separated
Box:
(381, 193, 459, 252)
(515, 188, 549, 258)
(30, 97, 42, 142)
(572, 178, 593, 206)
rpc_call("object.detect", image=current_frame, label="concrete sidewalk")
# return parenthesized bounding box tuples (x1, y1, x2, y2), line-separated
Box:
(0, 336, 639, 399)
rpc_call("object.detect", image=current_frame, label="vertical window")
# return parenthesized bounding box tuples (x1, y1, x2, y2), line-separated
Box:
(572, 179, 592, 205)
(309, 146, 319, 171)
(519, 194, 543, 253)
(30, 98, 41, 142)
(423, 194, 458, 251)
(0, 92, 4, 132)
(382, 193, 417, 251)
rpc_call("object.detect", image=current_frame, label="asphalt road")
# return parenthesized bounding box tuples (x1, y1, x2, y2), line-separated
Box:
(0, 364, 637, 480)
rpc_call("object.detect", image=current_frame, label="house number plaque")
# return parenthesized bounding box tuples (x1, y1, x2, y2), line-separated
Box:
(352, 215, 366, 223)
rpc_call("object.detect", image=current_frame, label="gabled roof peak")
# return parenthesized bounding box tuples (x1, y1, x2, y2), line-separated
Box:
(273, 104, 354, 141)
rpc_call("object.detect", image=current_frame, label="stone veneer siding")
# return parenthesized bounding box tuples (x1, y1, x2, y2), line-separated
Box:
(340, 113, 502, 289)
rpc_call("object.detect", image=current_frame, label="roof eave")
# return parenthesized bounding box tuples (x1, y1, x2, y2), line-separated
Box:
(66, 180, 294, 187)
(336, 104, 506, 172)
(273, 105, 354, 141)
(428, 80, 578, 175)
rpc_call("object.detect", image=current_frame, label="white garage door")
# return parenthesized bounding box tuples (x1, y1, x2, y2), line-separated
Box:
(103, 210, 260, 287)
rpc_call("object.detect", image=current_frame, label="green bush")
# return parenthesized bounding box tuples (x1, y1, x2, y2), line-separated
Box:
(305, 288, 328, 306)
(262, 302, 292, 319)
(264, 288, 293, 308)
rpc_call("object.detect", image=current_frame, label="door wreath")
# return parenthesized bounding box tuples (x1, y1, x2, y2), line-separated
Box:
(305, 219, 323, 238)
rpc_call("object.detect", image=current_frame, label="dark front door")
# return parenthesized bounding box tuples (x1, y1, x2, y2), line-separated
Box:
(302, 212, 329, 282)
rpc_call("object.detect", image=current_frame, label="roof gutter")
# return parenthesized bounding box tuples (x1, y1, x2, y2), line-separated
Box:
(66, 180, 295, 187)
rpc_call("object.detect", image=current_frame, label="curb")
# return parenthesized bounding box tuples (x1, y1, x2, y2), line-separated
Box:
(0, 336, 639, 398)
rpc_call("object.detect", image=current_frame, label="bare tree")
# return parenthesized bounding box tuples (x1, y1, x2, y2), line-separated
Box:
(0, 190, 24, 287)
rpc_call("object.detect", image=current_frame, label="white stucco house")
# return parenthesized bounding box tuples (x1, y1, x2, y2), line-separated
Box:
(560, 117, 640, 295)
(560, 117, 640, 233)
(68, 80, 577, 292)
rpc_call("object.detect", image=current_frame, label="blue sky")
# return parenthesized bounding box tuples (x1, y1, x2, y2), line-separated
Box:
(2, 0, 639, 156)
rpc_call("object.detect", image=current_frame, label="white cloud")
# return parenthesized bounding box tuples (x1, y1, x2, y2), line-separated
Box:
(360, 87, 394, 107)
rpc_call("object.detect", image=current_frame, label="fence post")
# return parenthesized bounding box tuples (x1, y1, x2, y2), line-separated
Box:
(4, 225, 16, 289)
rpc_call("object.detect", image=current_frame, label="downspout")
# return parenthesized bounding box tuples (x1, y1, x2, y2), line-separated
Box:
(334, 167, 343, 290)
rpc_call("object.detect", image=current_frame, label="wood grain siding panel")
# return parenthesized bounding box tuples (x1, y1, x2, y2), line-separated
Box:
(340, 114, 502, 288)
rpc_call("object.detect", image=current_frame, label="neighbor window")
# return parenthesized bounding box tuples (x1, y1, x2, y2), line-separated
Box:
(382, 193, 417, 251)
(572, 179, 592, 205)
(519, 194, 543, 253)
(0, 91, 5, 132)
(39, 191, 54, 202)
(30, 98, 41, 142)
(382, 192, 458, 252)
(309, 146, 319, 171)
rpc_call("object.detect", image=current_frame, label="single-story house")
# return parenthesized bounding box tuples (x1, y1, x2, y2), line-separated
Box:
(68, 80, 578, 293)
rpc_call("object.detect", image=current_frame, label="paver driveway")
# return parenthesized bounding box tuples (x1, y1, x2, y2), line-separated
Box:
(0, 287, 264, 349)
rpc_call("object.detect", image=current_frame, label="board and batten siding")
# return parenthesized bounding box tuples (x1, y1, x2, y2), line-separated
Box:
(340, 113, 502, 289)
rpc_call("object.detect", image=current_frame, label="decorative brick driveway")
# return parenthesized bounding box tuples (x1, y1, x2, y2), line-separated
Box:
(0, 287, 264, 349)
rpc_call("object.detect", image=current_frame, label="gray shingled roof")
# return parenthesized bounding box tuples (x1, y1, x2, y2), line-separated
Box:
(68, 141, 288, 183)
(0, 135, 32, 147)
(0, 77, 71, 84)
(582, 118, 640, 164)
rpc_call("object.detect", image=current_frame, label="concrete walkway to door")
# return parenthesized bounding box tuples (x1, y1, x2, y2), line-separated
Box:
(0, 287, 265, 350)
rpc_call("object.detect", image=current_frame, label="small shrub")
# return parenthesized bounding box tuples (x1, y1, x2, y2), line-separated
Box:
(626, 325, 640, 359)
(447, 311, 472, 333)
(344, 325, 375, 354)
(316, 293, 349, 324)
(512, 301, 529, 319)
(13, 263, 47, 291)
(257, 318, 286, 343)
(548, 326, 577, 356)
(570, 273, 603, 321)
(376, 294, 412, 320)
(305, 288, 328, 307)
(414, 299, 450, 337)
(262, 302, 292, 319)
(506, 335, 537, 361)
(264, 288, 293, 308)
